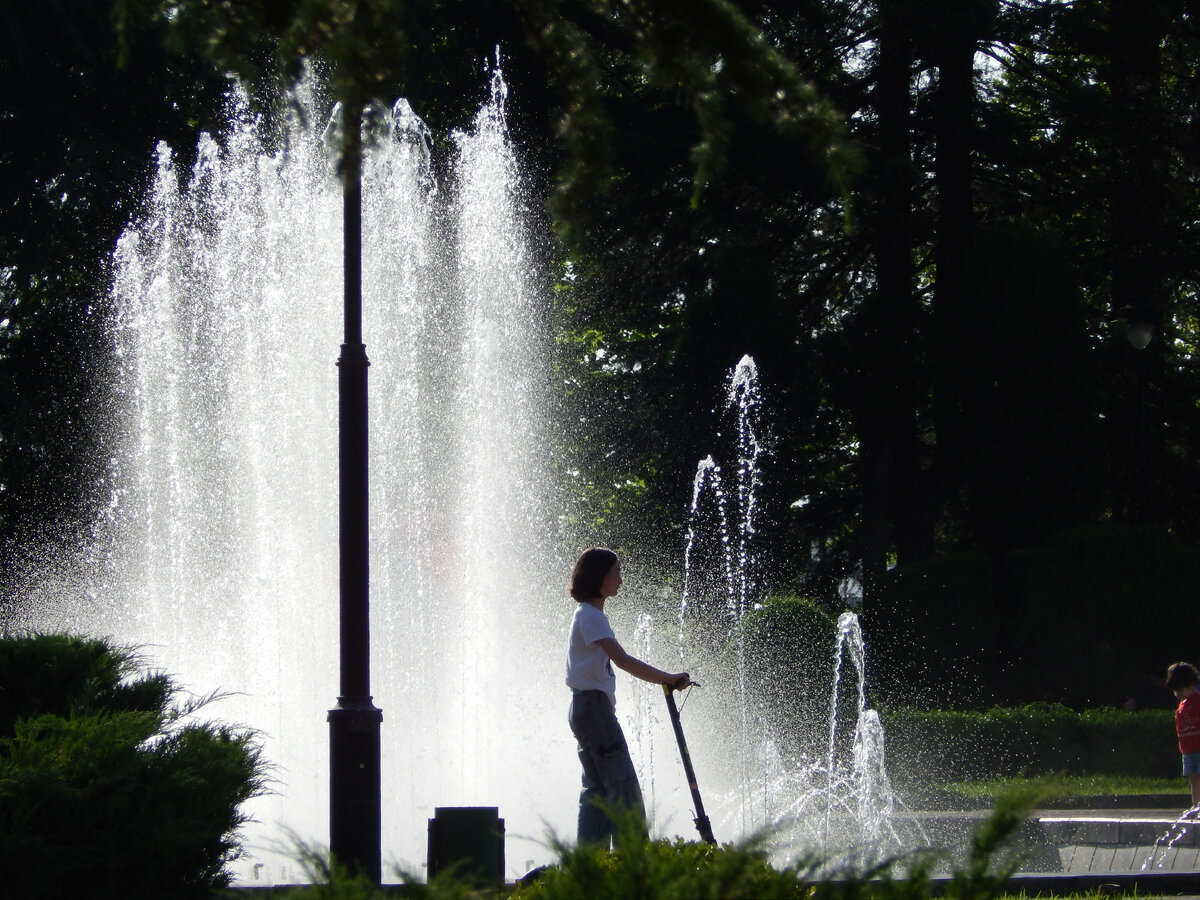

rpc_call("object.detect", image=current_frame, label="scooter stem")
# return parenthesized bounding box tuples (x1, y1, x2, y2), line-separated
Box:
(662, 683, 717, 845)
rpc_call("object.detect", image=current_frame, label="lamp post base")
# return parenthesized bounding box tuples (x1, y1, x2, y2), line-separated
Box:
(328, 697, 383, 883)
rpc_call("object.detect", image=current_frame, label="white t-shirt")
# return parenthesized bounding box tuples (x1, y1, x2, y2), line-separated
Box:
(565, 601, 617, 707)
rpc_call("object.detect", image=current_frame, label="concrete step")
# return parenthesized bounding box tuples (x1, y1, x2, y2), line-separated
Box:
(1038, 811, 1200, 847)
(891, 808, 1200, 875)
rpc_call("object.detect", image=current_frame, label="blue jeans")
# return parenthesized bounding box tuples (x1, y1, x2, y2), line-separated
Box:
(1183, 750, 1200, 775)
(568, 690, 646, 847)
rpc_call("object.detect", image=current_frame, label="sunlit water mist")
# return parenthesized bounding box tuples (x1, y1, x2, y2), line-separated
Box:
(674, 354, 916, 870)
(15, 67, 586, 883)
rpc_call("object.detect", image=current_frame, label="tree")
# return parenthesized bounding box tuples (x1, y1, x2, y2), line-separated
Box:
(0, 1, 226, 579)
(550, 0, 1200, 712)
(984, 0, 1200, 536)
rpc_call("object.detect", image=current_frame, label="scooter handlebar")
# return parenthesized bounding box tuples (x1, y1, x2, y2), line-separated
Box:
(664, 678, 699, 692)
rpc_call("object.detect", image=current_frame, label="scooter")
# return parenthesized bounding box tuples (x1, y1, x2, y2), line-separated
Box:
(662, 681, 716, 845)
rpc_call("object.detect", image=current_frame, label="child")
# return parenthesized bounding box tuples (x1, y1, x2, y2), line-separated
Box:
(1166, 661, 1200, 806)
(564, 547, 690, 847)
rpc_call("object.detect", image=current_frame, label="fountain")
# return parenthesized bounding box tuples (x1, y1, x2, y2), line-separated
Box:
(11, 61, 921, 885)
(1142, 805, 1200, 871)
(14, 64, 584, 883)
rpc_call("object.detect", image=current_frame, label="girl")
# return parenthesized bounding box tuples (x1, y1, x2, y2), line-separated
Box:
(1167, 661, 1200, 806)
(564, 547, 690, 846)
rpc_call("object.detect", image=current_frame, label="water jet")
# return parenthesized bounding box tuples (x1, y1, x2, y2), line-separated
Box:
(673, 354, 913, 871)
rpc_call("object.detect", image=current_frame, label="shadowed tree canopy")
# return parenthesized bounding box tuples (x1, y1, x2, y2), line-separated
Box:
(545, 0, 1200, 633)
(113, 0, 859, 239)
(0, 0, 227, 575)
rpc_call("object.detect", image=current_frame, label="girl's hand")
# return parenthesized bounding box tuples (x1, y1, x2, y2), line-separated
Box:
(669, 673, 691, 691)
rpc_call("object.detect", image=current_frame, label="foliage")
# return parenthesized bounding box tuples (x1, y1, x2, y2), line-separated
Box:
(984, 0, 1200, 535)
(113, 0, 856, 231)
(513, 834, 816, 899)
(217, 790, 1043, 899)
(882, 705, 1177, 789)
(551, 0, 1200, 612)
(0, 632, 267, 899)
(873, 524, 1200, 708)
(518, 0, 858, 231)
(509, 794, 1038, 900)
(0, 0, 227, 584)
(951, 224, 1097, 552)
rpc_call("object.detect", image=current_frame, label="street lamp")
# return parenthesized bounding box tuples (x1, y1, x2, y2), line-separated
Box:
(328, 101, 383, 885)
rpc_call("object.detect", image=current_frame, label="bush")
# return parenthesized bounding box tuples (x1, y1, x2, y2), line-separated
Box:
(513, 836, 815, 900)
(0, 632, 266, 899)
(245, 800, 1040, 900)
(507, 799, 1034, 900)
(733, 597, 837, 756)
(882, 704, 1177, 787)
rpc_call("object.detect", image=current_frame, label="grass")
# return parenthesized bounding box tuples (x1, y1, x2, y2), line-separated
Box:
(998, 892, 1143, 899)
(944, 775, 1184, 799)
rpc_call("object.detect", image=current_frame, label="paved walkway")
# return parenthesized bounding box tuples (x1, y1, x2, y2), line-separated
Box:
(918, 807, 1200, 896)
(1054, 840, 1195, 872)
(1035, 808, 1199, 873)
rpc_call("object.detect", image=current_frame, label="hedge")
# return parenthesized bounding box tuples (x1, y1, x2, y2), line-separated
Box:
(882, 704, 1177, 786)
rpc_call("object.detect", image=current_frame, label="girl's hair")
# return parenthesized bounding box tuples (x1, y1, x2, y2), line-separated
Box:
(569, 547, 618, 601)
(1167, 661, 1200, 690)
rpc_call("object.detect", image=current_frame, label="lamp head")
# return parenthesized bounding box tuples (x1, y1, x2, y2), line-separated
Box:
(1117, 304, 1155, 350)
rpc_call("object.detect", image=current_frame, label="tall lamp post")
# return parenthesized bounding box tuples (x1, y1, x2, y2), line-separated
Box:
(328, 101, 383, 884)
(1118, 303, 1156, 524)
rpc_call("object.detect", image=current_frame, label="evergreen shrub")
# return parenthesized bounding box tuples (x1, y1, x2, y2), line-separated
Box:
(0, 632, 266, 899)
(511, 793, 1033, 900)
(225, 799, 1040, 899)
(513, 836, 815, 900)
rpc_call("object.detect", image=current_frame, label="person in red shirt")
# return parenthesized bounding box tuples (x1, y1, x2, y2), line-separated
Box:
(1166, 661, 1200, 807)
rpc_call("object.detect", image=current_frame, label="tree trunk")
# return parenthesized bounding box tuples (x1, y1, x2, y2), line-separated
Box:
(1107, 0, 1169, 525)
(929, 1, 988, 545)
(859, 0, 926, 601)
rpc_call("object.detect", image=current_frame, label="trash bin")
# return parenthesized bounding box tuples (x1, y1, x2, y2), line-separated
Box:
(427, 806, 505, 885)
